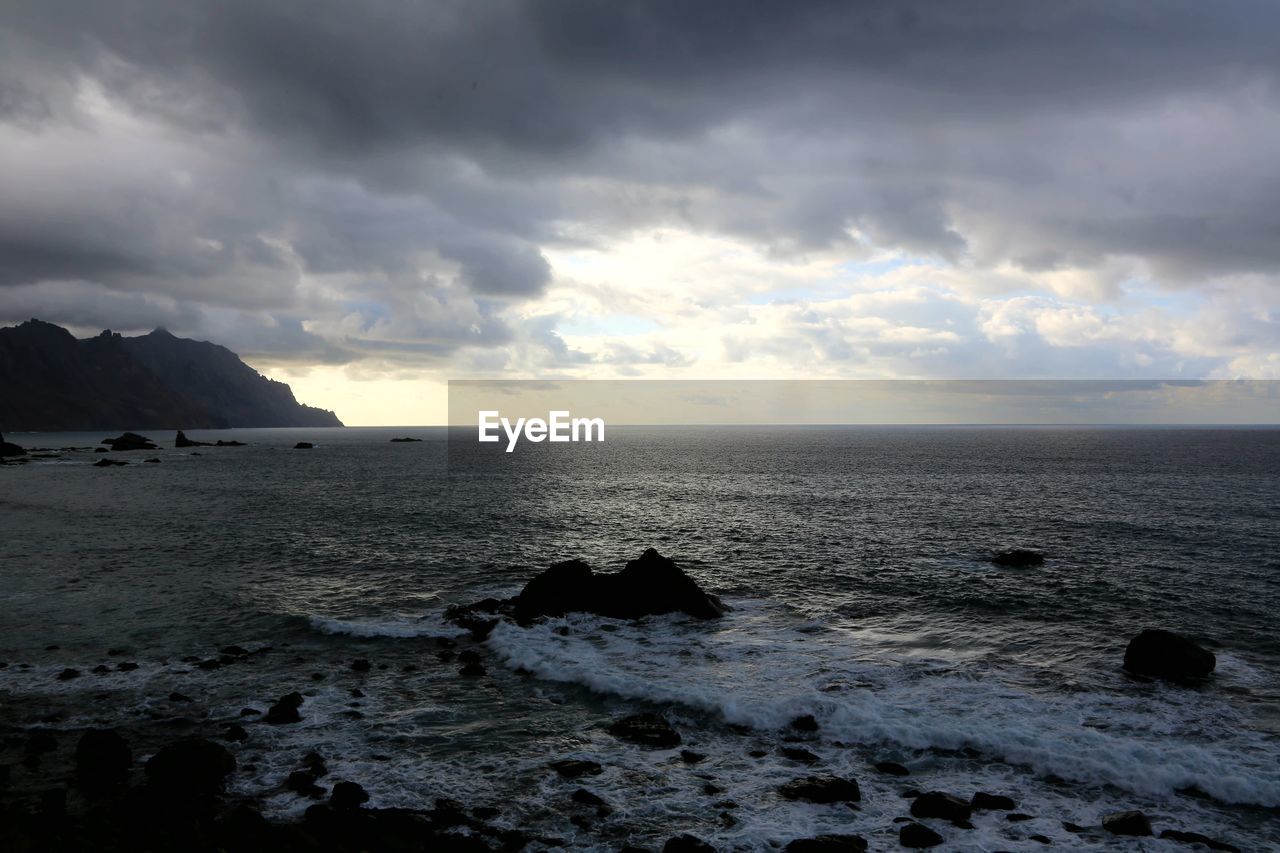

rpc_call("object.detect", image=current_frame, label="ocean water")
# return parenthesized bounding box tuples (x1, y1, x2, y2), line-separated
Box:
(1, 425, 1278, 850)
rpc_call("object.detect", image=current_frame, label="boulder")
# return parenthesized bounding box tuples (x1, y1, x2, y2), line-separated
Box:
(1159, 829, 1240, 851)
(331, 781, 370, 810)
(265, 691, 304, 724)
(971, 791, 1016, 810)
(1123, 629, 1215, 679)
(899, 822, 944, 848)
(103, 432, 157, 451)
(784, 835, 867, 852)
(910, 791, 972, 822)
(608, 713, 682, 748)
(991, 549, 1045, 567)
(174, 430, 210, 448)
(778, 776, 861, 804)
(145, 737, 235, 797)
(1102, 810, 1153, 837)
(874, 761, 910, 776)
(294, 442, 314, 449)
(0, 432, 25, 457)
(512, 548, 726, 622)
(75, 729, 132, 792)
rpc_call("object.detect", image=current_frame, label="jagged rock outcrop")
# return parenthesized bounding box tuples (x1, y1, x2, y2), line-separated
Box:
(0, 319, 342, 430)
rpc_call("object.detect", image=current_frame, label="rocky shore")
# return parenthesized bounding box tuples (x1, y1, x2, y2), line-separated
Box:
(0, 550, 1246, 851)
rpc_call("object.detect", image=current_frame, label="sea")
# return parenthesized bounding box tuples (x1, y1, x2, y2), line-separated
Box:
(1, 425, 1278, 850)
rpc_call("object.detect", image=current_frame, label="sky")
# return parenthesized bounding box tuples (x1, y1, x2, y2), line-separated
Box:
(2, 1, 1279, 425)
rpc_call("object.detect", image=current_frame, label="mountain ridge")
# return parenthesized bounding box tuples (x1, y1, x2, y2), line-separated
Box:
(0, 319, 343, 431)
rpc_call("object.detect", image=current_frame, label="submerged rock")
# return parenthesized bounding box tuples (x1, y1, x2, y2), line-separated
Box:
(93, 458, 128, 467)
(910, 791, 971, 822)
(990, 549, 1045, 567)
(778, 775, 860, 804)
(971, 791, 1016, 810)
(1123, 629, 1215, 680)
(512, 548, 726, 622)
(1102, 810, 1153, 837)
(549, 759, 603, 778)
(390, 437, 422, 442)
(899, 822, 944, 848)
(608, 713, 682, 748)
(664, 834, 715, 853)
(1159, 828, 1240, 851)
(874, 761, 910, 776)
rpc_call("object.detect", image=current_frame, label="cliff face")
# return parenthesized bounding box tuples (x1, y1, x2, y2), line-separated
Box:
(0, 320, 343, 431)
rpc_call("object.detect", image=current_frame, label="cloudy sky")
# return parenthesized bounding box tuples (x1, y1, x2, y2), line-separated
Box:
(2, 1, 1278, 423)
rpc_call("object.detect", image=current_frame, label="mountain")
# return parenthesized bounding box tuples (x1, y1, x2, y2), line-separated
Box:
(0, 319, 343, 431)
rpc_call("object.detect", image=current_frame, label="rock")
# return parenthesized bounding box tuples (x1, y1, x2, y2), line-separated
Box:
(991, 549, 1045, 567)
(779, 746, 821, 765)
(679, 750, 706, 764)
(1159, 829, 1240, 851)
(144, 457, 161, 463)
(168, 691, 193, 703)
(510, 548, 727, 623)
(57, 668, 80, 680)
(459, 662, 486, 677)
(220, 645, 249, 656)
(899, 822, 944, 848)
(215, 440, 246, 446)
(351, 658, 371, 672)
(174, 430, 210, 448)
(549, 759, 603, 778)
(608, 713, 682, 748)
(1102, 810, 1153, 837)
(223, 723, 248, 742)
(75, 729, 132, 792)
(789, 714, 820, 732)
(92, 664, 112, 673)
(93, 458, 127, 467)
(910, 791, 972, 822)
(664, 834, 715, 852)
(294, 442, 314, 449)
(875, 761, 910, 776)
(1029, 835, 1051, 844)
(103, 432, 157, 451)
(390, 437, 422, 442)
(330, 780, 370, 810)
(145, 737, 235, 797)
(571, 788, 607, 806)
(0, 432, 25, 457)
(784, 835, 868, 852)
(778, 775, 861, 804)
(302, 751, 328, 777)
(1123, 629, 1216, 680)
(265, 691, 304, 724)
(117, 661, 138, 671)
(25, 732, 58, 754)
(286, 769, 325, 798)
(971, 791, 1016, 810)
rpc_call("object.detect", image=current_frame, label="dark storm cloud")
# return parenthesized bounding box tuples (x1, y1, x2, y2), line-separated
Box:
(1, 0, 1278, 363)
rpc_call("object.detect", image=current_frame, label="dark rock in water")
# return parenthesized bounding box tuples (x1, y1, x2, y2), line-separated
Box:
(971, 791, 1016, 810)
(220, 645, 249, 656)
(664, 834, 715, 852)
(174, 430, 210, 448)
(94, 446, 108, 453)
(25, 732, 58, 754)
(75, 729, 132, 792)
(875, 761, 910, 776)
(511, 548, 726, 623)
(215, 439, 247, 446)
(990, 549, 1045, 567)
(103, 432, 157, 451)
(910, 791, 972, 822)
(390, 437, 422, 442)
(265, 691, 304, 724)
(1159, 829, 1240, 851)
(1060, 821, 1088, 832)
(223, 723, 248, 742)
(117, 661, 138, 671)
(680, 750, 706, 764)
(0, 432, 25, 457)
(779, 746, 821, 765)
(1123, 629, 1216, 680)
(899, 822, 944, 848)
(216, 803, 277, 850)
(294, 441, 314, 449)
(92, 664, 112, 673)
(1102, 810, 1153, 836)
(286, 769, 326, 798)
(1007, 813, 1035, 823)
(57, 667, 80, 680)
(784, 835, 868, 852)
(351, 658, 371, 672)
(144, 457, 161, 463)
(458, 649, 483, 664)
(168, 691, 193, 703)
(549, 759, 603, 778)
(789, 714, 820, 732)
(608, 713, 682, 748)
(778, 775, 861, 804)
(302, 751, 328, 777)
(459, 662, 486, 677)
(571, 788, 607, 806)
(93, 458, 127, 467)
(146, 737, 235, 797)
(1029, 835, 1051, 844)
(331, 780, 370, 810)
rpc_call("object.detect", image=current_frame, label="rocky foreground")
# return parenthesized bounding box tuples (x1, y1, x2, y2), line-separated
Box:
(0, 550, 1241, 851)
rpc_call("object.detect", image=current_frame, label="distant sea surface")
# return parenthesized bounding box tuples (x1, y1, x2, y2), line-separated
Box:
(2, 426, 1279, 849)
